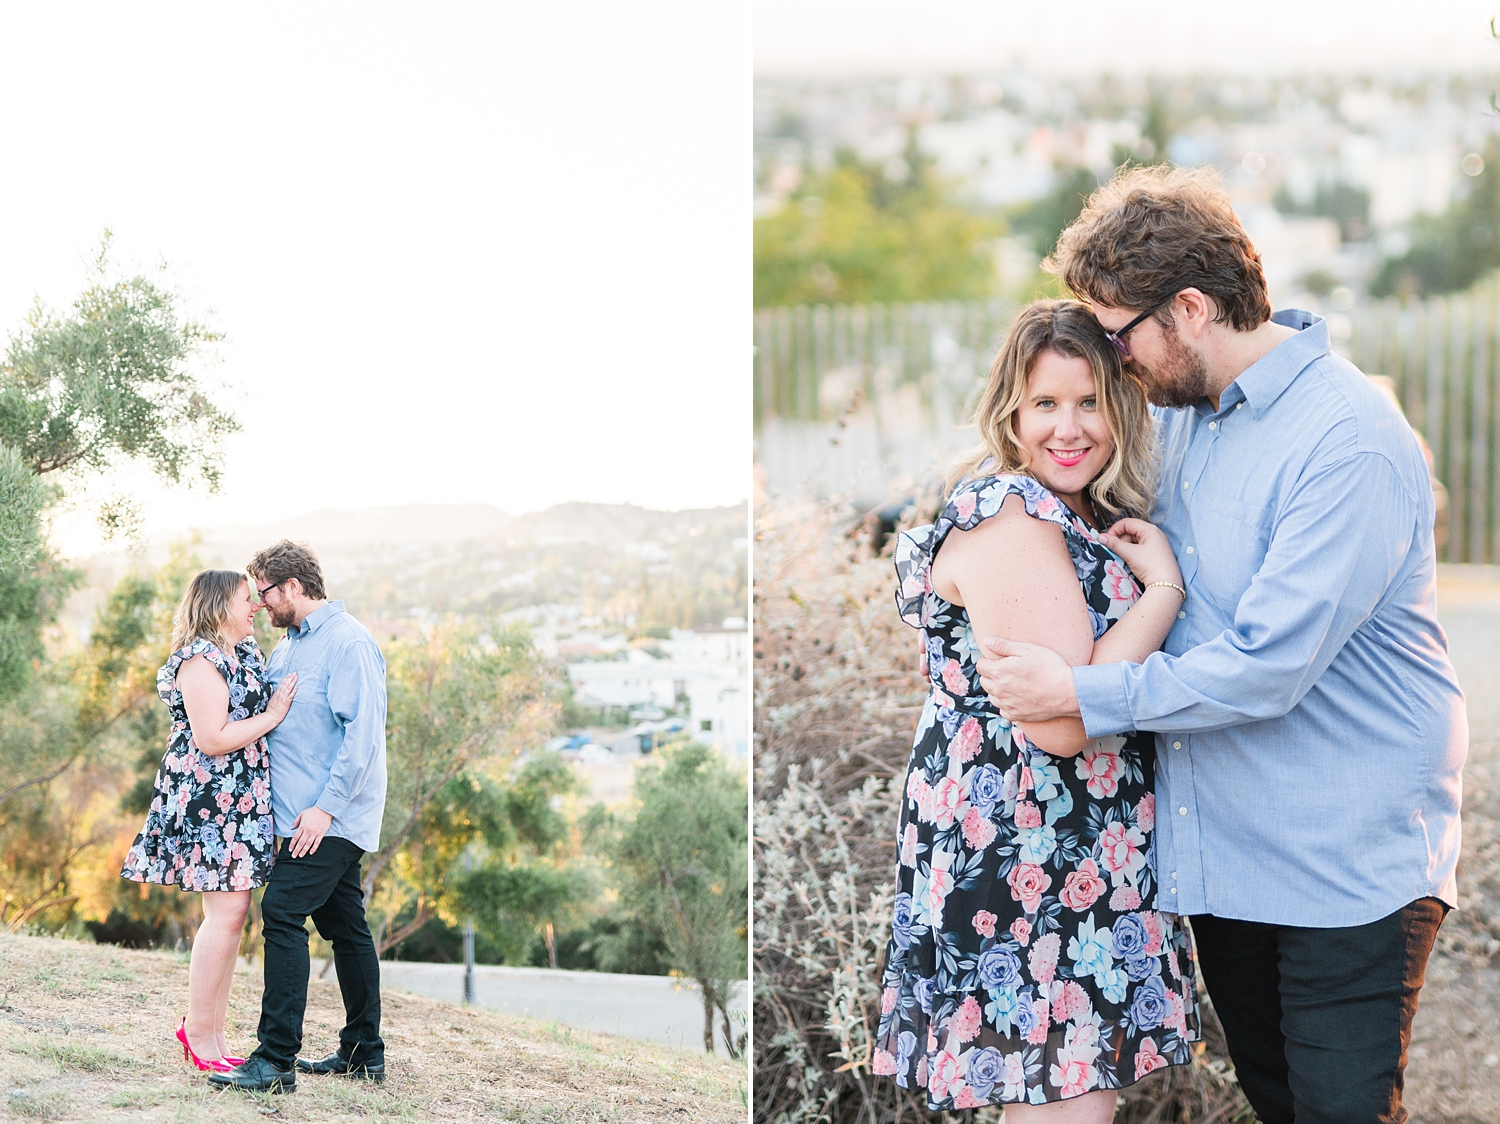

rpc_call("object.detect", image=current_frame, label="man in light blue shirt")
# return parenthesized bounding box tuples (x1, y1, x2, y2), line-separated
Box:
(211, 540, 388, 1094)
(977, 166, 1465, 1124)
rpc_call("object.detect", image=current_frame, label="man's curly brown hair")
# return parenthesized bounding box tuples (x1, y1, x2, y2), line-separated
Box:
(247, 539, 326, 600)
(1047, 164, 1272, 332)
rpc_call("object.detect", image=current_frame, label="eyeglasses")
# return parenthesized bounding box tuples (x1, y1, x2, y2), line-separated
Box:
(1103, 295, 1175, 359)
(255, 579, 284, 602)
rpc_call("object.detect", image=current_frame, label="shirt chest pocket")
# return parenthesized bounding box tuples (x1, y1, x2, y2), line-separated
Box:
(1190, 492, 1273, 614)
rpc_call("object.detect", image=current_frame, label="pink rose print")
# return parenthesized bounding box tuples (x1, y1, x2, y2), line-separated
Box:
(882, 986, 898, 1014)
(950, 995, 983, 1041)
(1165, 989, 1188, 1036)
(1098, 821, 1148, 883)
(1025, 998, 1050, 1044)
(961, 808, 997, 850)
(928, 1047, 963, 1100)
(932, 778, 964, 829)
(238, 794, 255, 815)
(1134, 1037, 1169, 1080)
(1108, 885, 1142, 911)
(913, 779, 937, 823)
(872, 1049, 897, 1076)
(1014, 801, 1042, 829)
(954, 491, 977, 521)
(215, 792, 235, 812)
(1028, 932, 1061, 985)
(1103, 559, 1139, 604)
(973, 910, 998, 938)
(193, 765, 210, 785)
(1051, 1051, 1099, 1097)
(1137, 792, 1155, 832)
(1009, 917, 1031, 946)
(1053, 979, 1090, 1024)
(901, 823, 919, 868)
(1007, 863, 1051, 912)
(952, 717, 983, 762)
(941, 659, 969, 696)
(1059, 858, 1107, 912)
(917, 1055, 928, 1087)
(1075, 745, 1122, 798)
(1167, 948, 1183, 981)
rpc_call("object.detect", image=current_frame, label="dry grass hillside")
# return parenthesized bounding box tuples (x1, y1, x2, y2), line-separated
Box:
(0, 933, 745, 1123)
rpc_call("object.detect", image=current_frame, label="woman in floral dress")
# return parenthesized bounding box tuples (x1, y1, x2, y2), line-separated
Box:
(121, 570, 298, 1070)
(874, 301, 1201, 1119)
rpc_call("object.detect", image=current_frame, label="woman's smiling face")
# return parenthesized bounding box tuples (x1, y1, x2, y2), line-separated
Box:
(1013, 348, 1115, 515)
(224, 579, 258, 644)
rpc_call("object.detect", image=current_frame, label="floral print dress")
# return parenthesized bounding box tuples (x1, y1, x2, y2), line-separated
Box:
(120, 638, 277, 892)
(874, 473, 1200, 1110)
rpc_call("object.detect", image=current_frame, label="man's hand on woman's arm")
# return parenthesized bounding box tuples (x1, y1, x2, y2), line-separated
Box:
(976, 637, 1081, 723)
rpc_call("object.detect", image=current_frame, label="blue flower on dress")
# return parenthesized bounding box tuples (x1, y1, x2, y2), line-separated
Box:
(1124, 954, 1162, 982)
(1111, 913, 1148, 959)
(970, 764, 1006, 814)
(896, 1030, 918, 1084)
(1130, 974, 1169, 1030)
(1068, 915, 1114, 980)
(891, 893, 914, 949)
(1099, 966, 1129, 1004)
(977, 946, 1023, 990)
(1014, 990, 1038, 1038)
(967, 1046, 1004, 1100)
(913, 976, 937, 1013)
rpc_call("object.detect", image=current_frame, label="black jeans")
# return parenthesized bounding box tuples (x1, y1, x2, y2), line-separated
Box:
(1191, 897, 1446, 1124)
(253, 836, 383, 1069)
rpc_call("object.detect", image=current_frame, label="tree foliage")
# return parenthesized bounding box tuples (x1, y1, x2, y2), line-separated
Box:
(1371, 135, 1500, 299)
(613, 741, 748, 1056)
(754, 140, 1001, 307)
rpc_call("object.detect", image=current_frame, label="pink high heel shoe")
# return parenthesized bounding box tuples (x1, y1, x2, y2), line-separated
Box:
(176, 1019, 234, 1073)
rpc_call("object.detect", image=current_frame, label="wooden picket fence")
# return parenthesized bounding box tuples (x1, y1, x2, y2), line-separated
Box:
(754, 294, 1500, 563)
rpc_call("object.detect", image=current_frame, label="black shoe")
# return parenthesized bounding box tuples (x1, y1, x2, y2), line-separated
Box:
(207, 1055, 296, 1093)
(295, 1052, 385, 1082)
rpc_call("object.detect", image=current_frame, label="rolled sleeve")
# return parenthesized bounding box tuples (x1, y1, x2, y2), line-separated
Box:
(1108, 452, 1417, 734)
(316, 640, 387, 821)
(1074, 661, 1134, 738)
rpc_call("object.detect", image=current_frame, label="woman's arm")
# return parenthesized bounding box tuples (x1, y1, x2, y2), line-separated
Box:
(932, 495, 1096, 756)
(178, 655, 298, 756)
(933, 502, 1185, 757)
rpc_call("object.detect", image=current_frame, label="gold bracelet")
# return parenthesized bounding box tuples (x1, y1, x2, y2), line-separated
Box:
(1146, 580, 1187, 602)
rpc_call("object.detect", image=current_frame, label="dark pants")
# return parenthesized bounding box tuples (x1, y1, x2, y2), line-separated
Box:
(253, 836, 384, 1069)
(1191, 897, 1446, 1124)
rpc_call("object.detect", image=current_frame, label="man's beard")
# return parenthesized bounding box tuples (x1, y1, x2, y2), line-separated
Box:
(1135, 326, 1211, 408)
(267, 603, 297, 630)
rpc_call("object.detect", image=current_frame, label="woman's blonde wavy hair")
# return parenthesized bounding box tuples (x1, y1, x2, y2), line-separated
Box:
(950, 299, 1158, 521)
(170, 569, 247, 654)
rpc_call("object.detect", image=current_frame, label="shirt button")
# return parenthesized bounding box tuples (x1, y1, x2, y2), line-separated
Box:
(1178, 806, 1188, 815)
(1236, 402, 1244, 409)
(1208, 421, 1218, 430)
(1182, 481, 1190, 490)
(1177, 610, 1187, 619)
(1170, 887, 1178, 894)
(1185, 546, 1194, 554)
(1172, 741, 1182, 749)
(1172, 872, 1178, 880)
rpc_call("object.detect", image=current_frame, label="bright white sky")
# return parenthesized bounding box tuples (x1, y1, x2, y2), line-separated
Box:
(755, 0, 1500, 76)
(0, 3, 748, 556)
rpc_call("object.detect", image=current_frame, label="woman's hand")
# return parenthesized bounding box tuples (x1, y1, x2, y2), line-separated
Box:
(266, 673, 299, 724)
(1100, 518, 1182, 588)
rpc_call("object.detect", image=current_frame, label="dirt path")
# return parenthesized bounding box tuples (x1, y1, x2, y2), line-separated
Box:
(0, 932, 745, 1123)
(1403, 578, 1500, 1123)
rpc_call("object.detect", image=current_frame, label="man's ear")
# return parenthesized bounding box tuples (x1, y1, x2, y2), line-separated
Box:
(284, 577, 304, 601)
(1173, 288, 1215, 339)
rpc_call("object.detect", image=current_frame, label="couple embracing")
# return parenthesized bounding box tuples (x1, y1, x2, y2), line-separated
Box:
(874, 166, 1465, 1124)
(119, 540, 388, 1093)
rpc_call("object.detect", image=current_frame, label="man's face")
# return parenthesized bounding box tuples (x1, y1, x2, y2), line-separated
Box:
(255, 575, 298, 629)
(1093, 300, 1210, 409)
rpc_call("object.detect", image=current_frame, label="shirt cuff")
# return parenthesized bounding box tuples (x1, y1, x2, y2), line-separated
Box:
(315, 789, 350, 820)
(1074, 662, 1134, 738)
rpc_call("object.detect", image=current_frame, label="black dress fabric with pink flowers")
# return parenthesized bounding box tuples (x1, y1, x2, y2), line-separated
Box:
(873, 473, 1200, 1110)
(119, 638, 276, 893)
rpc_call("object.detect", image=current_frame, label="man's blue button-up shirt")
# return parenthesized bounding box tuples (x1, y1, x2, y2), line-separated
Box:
(265, 600, 388, 854)
(1074, 310, 1466, 927)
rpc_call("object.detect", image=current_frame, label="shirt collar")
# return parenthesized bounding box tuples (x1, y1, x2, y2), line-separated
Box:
(288, 599, 344, 639)
(1224, 309, 1329, 418)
